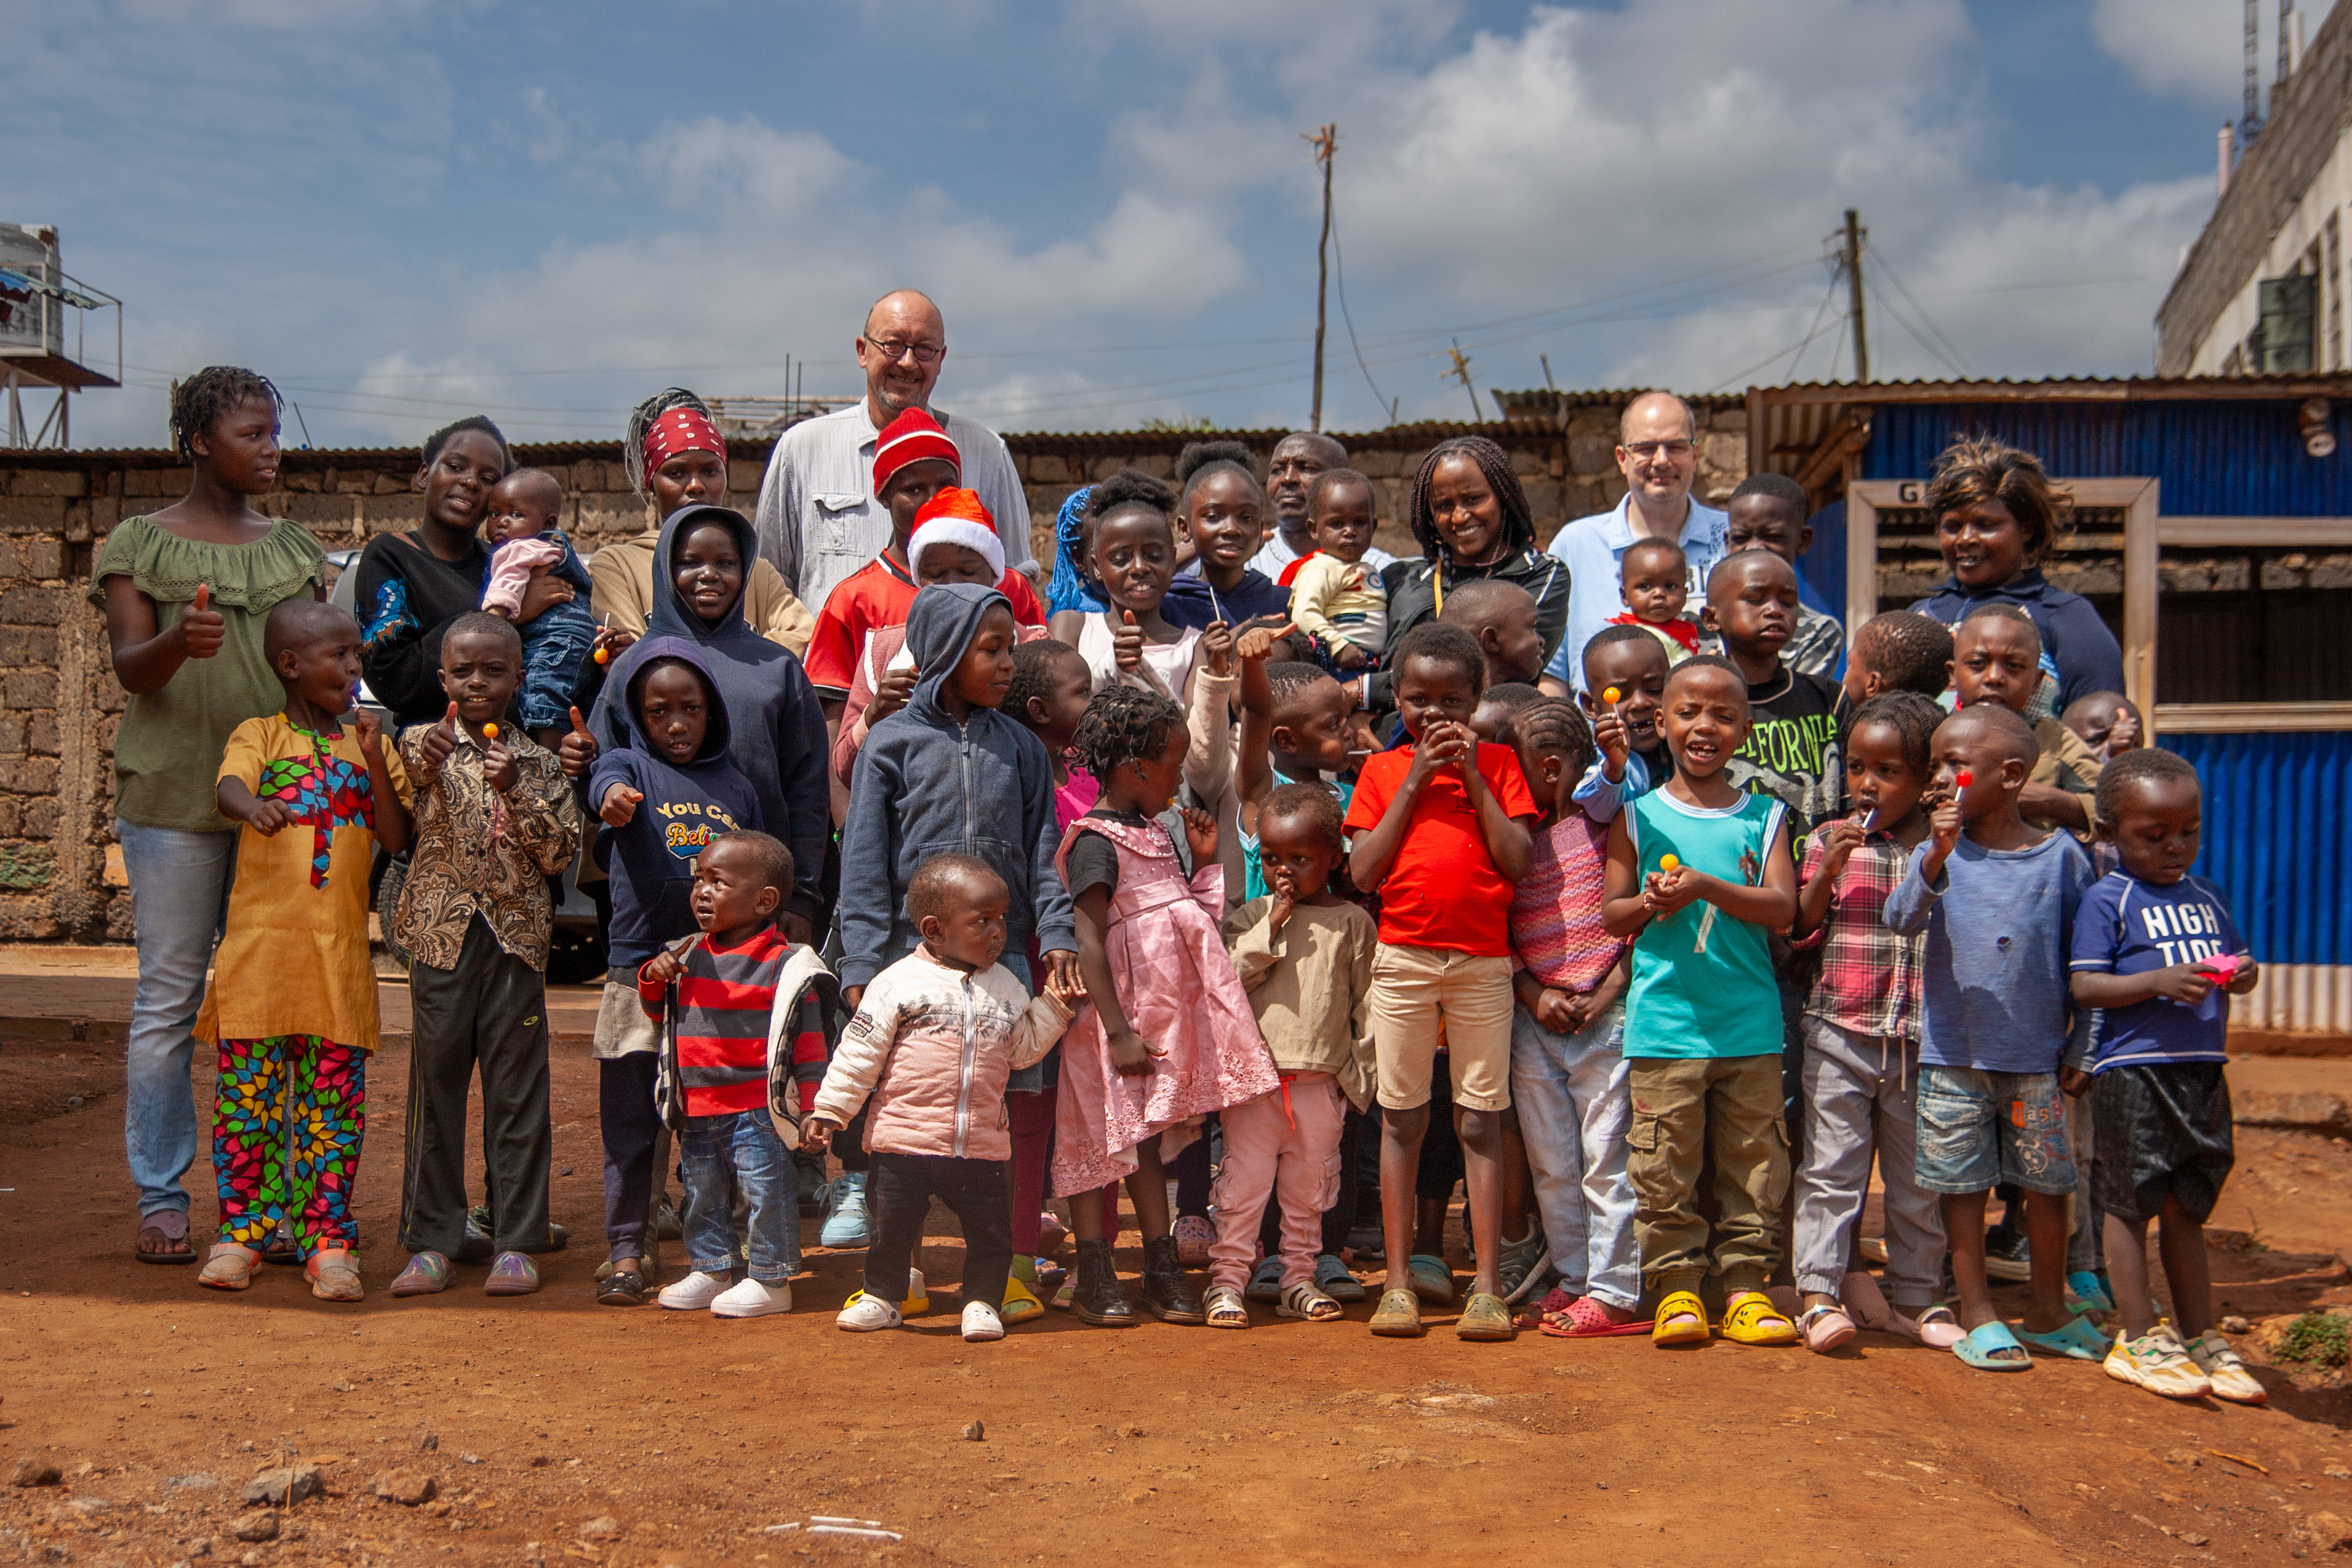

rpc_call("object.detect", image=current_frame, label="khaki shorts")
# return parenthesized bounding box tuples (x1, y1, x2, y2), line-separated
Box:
(1369, 944, 1513, 1113)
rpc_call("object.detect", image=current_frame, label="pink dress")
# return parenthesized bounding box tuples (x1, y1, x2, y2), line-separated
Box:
(1051, 815, 1279, 1196)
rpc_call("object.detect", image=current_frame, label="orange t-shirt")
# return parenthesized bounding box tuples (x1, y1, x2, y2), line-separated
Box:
(1342, 739, 1537, 956)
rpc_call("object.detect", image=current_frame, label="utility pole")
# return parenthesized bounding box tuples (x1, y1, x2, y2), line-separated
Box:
(1305, 124, 1337, 433)
(1842, 208, 1870, 384)
(1443, 339, 1481, 420)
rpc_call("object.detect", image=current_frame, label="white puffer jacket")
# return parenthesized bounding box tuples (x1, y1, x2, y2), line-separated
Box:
(812, 945, 1073, 1161)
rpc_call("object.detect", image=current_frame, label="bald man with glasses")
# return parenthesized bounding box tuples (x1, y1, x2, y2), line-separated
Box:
(1540, 389, 1729, 696)
(752, 289, 1035, 615)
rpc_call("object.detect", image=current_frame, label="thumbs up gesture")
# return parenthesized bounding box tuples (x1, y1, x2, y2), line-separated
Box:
(1112, 608, 1143, 675)
(557, 705, 600, 778)
(178, 582, 225, 660)
(418, 700, 461, 768)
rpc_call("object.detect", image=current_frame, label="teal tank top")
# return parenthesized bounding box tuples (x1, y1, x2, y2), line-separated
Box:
(1623, 788, 1788, 1059)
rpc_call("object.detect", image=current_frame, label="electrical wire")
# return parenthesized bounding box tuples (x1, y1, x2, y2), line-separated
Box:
(1326, 206, 1390, 420)
(1704, 274, 1845, 393)
(1866, 249, 1976, 377)
(1864, 272, 1969, 380)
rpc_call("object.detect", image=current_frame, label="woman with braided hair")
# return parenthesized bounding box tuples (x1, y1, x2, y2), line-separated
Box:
(1372, 437, 1570, 711)
(95, 366, 329, 1262)
(1049, 684, 1280, 1327)
(584, 388, 815, 657)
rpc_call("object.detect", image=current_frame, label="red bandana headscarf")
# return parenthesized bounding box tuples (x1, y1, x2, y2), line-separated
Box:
(643, 406, 727, 476)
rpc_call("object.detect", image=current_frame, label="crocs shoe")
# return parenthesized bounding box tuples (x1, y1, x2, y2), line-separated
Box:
(1369, 1288, 1424, 1338)
(1406, 1254, 1455, 1305)
(484, 1252, 539, 1296)
(1456, 1291, 1517, 1342)
(819, 1172, 872, 1248)
(657, 1271, 731, 1311)
(1244, 1256, 1284, 1303)
(711, 1278, 791, 1319)
(961, 1301, 1005, 1343)
(1651, 1290, 1709, 1347)
(390, 1251, 452, 1297)
(1171, 1214, 1215, 1268)
(2016, 1315, 2109, 1362)
(1313, 1254, 1366, 1303)
(2105, 1323, 2210, 1400)
(2187, 1328, 2267, 1405)
(2066, 1270, 2115, 1316)
(1720, 1292, 1800, 1346)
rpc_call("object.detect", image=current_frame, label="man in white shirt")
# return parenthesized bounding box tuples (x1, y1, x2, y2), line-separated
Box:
(1246, 430, 1395, 578)
(752, 290, 1035, 615)
(1540, 390, 1728, 694)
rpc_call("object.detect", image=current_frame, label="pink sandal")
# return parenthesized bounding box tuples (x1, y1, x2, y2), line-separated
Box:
(1540, 1293, 1651, 1339)
(1798, 1302, 1857, 1353)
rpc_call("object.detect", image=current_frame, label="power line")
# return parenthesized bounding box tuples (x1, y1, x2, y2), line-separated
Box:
(1867, 249, 1976, 377)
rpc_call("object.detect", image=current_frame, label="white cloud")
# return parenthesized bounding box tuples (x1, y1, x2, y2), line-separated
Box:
(2095, 0, 2342, 107)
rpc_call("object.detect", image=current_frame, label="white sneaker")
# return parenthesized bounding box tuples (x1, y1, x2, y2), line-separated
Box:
(836, 1293, 902, 1332)
(711, 1277, 791, 1319)
(657, 1270, 730, 1311)
(2188, 1328, 2268, 1405)
(2103, 1322, 2210, 1400)
(961, 1300, 1005, 1343)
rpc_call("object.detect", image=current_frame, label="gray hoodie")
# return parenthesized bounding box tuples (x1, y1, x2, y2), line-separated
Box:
(836, 582, 1076, 991)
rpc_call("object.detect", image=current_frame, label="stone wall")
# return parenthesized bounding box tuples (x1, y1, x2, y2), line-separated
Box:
(0, 393, 1748, 943)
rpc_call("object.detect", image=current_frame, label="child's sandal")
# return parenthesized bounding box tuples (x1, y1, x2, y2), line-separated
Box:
(1204, 1285, 1249, 1329)
(1721, 1293, 1801, 1346)
(1276, 1280, 1343, 1322)
(1650, 1289, 1709, 1346)
(1797, 1302, 1857, 1354)
(198, 1242, 259, 1292)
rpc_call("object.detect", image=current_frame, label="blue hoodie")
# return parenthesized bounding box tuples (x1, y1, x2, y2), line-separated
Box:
(837, 582, 1076, 991)
(586, 639, 764, 969)
(589, 505, 830, 924)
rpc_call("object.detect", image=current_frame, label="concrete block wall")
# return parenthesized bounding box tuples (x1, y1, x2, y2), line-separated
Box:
(0, 396, 1748, 943)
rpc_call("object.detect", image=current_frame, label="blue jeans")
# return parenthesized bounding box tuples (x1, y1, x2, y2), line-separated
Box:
(678, 1108, 798, 1285)
(1509, 1000, 1640, 1311)
(517, 606, 596, 732)
(117, 821, 238, 1218)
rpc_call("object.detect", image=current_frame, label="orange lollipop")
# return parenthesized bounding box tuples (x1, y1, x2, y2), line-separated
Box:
(1659, 854, 1680, 872)
(595, 646, 610, 664)
(482, 723, 500, 740)
(1602, 686, 1622, 704)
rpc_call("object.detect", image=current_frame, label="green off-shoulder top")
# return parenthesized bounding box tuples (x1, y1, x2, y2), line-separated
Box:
(88, 516, 325, 831)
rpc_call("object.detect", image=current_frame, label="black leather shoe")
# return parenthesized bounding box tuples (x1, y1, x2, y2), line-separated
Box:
(1071, 1239, 1136, 1327)
(1139, 1235, 1206, 1325)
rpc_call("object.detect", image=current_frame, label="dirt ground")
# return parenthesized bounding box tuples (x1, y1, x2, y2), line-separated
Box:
(7, 1009, 2352, 1567)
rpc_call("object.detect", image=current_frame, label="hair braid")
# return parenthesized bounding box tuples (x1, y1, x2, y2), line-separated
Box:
(1407, 436, 1534, 564)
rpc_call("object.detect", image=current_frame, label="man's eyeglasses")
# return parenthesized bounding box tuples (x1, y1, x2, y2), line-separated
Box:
(1622, 439, 1695, 461)
(864, 338, 944, 365)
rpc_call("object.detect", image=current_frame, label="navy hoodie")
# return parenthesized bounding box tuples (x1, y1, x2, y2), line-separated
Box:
(586, 640, 764, 969)
(589, 505, 830, 924)
(836, 582, 1076, 991)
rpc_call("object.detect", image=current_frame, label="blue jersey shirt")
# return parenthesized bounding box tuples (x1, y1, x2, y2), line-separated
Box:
(2069, 872, 2248, 1074)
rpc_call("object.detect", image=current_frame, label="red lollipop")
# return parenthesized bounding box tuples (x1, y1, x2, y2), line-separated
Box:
(1953, 769, 1973, 789)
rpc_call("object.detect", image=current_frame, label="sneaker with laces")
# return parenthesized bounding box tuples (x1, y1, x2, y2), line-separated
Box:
(962, 1300, 1005, 1342)
(1171, 1214, 1215, 1268)
(657, 1270, 731, 1311)
(1498, 1224, 1551, 1305)
(2187, 1328, 2267, 1405)
(711, 1277, 791, 1319)
(820, 1171, 872, 1248)
(836, 1293, 901, 1332)
(2103, 1323, 2211, 1400)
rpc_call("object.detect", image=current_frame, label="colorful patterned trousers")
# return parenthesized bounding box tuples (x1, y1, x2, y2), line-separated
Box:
(213, 1035, 366, 1256)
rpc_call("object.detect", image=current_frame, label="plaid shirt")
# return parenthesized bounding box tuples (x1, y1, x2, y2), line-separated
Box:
(1795, 815, 1922, 1040)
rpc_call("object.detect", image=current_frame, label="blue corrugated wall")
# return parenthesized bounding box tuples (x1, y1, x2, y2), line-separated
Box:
(1863, 397, 2352, 513)
(2150, 731, 2350, 966)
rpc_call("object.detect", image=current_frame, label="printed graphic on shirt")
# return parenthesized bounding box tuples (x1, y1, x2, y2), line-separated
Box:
(2070, 872, 2245, 1072)
(655, 799, 743, 861)
(1727, 704, 1841, 834)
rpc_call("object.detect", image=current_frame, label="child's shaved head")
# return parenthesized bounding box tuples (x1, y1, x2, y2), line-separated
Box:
(1938, 703, 2039, 768)
(907, 851, 1005, 926)
(264, 598, 361, 665)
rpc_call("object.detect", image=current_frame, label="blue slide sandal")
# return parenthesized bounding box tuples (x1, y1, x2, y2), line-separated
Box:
(1952, 1319, 2034, 1371)
(2016, 1316, 2110, 1361)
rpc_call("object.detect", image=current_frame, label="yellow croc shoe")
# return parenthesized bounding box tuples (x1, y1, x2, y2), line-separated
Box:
(1721, 1291, 1801, 1346)
(1000, 1271, 1044, 1327)
(844, 1266, 930, 1319)
(1651, 1289, 1710, 1346)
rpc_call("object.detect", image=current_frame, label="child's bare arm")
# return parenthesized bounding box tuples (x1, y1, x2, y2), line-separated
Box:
(1600, 813, 1652, 936)
(1687, 817, 1799, 932)
(1235, 622, 1288, 829)
(1458, 737, 1533, 881)
(216, 776, 296, 837)
(353, 710, 412, 856)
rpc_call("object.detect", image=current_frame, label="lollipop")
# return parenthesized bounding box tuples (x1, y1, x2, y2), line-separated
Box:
(595, 646, 610, 665)
(1659, 854, 1680, 871)
(482, 723, 500, 740)
(1602, 686, 1622, 705)
(2199, 953, 2246, 984)
(1953, 769, 1973, 789)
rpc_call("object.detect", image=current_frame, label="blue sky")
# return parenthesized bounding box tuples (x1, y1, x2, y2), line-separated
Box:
(3, 0, 2310, 448)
